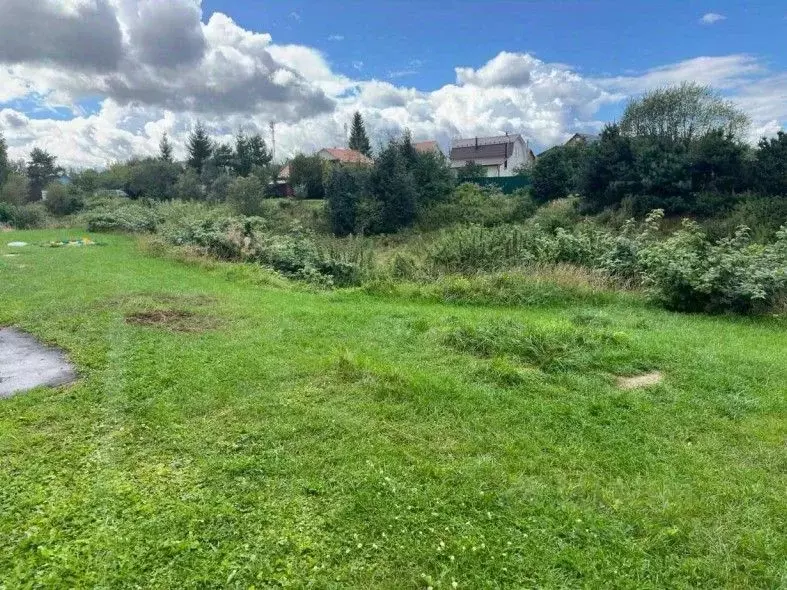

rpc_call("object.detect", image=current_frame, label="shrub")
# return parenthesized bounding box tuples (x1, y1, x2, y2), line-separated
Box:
(638, 211, 787, 313)
(174, 168, 204, 201)
(0, 172, 30, 206)
(705, 195, 787, 243)
(227, 175, 265, 216)
(84, 200, 157, 233)
(0, 202, 47, 229)
(417, 183, 536, 229)
(43, 182, 83, 216)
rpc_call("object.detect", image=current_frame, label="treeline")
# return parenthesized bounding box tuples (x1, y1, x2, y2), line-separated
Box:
(0, 122, 277, 217)
(532, 83, 787, 221)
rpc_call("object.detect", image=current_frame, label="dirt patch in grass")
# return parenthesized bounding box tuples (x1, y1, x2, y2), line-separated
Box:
(125, 309, 218, 333)
(617, 371, 663, 389)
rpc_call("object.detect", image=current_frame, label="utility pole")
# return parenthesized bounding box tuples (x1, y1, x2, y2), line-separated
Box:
(269, 121, 276, 161)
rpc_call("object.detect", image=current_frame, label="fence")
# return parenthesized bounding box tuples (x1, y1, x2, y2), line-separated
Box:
(460, 175, 532, 194)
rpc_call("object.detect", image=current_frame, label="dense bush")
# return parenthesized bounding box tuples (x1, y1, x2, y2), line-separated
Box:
(0, 172, 30, 206)
(638, 212, 787, 313)
(226, 175, 265, 216)
(0, 202, 47, 229)
(83, 199, 158, 233)
(417, 183, 536, 230)
(704, 195, 787, 242)
(411, 207, 787, 313)
(43, 182, 83, 216)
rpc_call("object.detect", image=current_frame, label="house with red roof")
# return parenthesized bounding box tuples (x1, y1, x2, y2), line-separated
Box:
(317, 147, 374, 166)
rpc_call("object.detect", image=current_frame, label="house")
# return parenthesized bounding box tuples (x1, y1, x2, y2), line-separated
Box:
(413, 140, 442, 156)
(271, 163, 294, 197)
(565, 133, 600, 147)
(317, 148, 373, 166)
(449, 134, 535, 177)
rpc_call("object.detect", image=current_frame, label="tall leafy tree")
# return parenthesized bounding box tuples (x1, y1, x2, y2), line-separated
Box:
(531, 148, 572, 203)
(348, 111, 372, 157)
(289, 154, 326, 199)
(620, 83, 749, 143)
(159, 132, 174, 162)
(233, 132, 271, 176)
(125, 157, 180, 200)
(27, 148, 61, 201)
(186, 122, 213, 175)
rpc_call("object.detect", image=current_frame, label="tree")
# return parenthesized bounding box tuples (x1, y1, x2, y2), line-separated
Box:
(531, 148, 572, 203)
(233, 132, 272, 177)
(159, 133, 174, 162)
(326, 166, 364, 236)
(174, 168, 204, 200)
(125, 157, 180, 199)
(289, 154, 326, 199)
(212, 143, 235, 171)
(186, 122, 213, 175)
(0, 132, 9, 186)
(27, 148, 61, 201)
(579, 124, 637, 212)
(227, 175, 264, 215)
(456, 161, 487, 181)
(689, 129, 748, 193)
(412, 150, 453, 207)
(369, 140, 418, 233)
(620, 83, 749, 143)
(755, 131, 787, 195)
(43, 182, 82, 216)
(0, 172, 29, 205)
(348, 111, 372, 157)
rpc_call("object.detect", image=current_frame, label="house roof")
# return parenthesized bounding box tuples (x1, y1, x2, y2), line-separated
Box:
(277, 164, 290, 180)
(449, 134, 524, 163)
(566, 133, 600, 145)
(414, 140, 441, 154)
(318, 147, 373, 165)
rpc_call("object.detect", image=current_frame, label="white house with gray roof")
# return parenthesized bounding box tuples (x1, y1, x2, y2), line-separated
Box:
(449, 134, 535, 177)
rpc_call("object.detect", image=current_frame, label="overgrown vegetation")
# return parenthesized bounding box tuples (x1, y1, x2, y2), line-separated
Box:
(1, 84, 786, 315)
(1, 230, 785, 587)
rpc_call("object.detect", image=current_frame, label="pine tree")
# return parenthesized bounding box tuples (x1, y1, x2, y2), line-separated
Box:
(348, 111, 372, 157)
(159, 132, 174, 162)
(187, 122, 213, 175)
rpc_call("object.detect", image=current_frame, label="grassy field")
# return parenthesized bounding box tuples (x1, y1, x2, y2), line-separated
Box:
(1, 230, 785, 588)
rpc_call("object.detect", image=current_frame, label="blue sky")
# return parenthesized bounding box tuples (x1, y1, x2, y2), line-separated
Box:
(206, 0, 787, 92)
(0, 0, 785, 167)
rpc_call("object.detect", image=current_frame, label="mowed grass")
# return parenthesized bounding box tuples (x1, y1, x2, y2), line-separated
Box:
(0, 230, 785, 588)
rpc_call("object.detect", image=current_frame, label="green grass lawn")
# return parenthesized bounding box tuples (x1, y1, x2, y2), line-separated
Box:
(1, 230, 785, 588)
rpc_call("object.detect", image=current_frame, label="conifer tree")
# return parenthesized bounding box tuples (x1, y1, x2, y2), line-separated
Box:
(348, 111, 372, 157)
